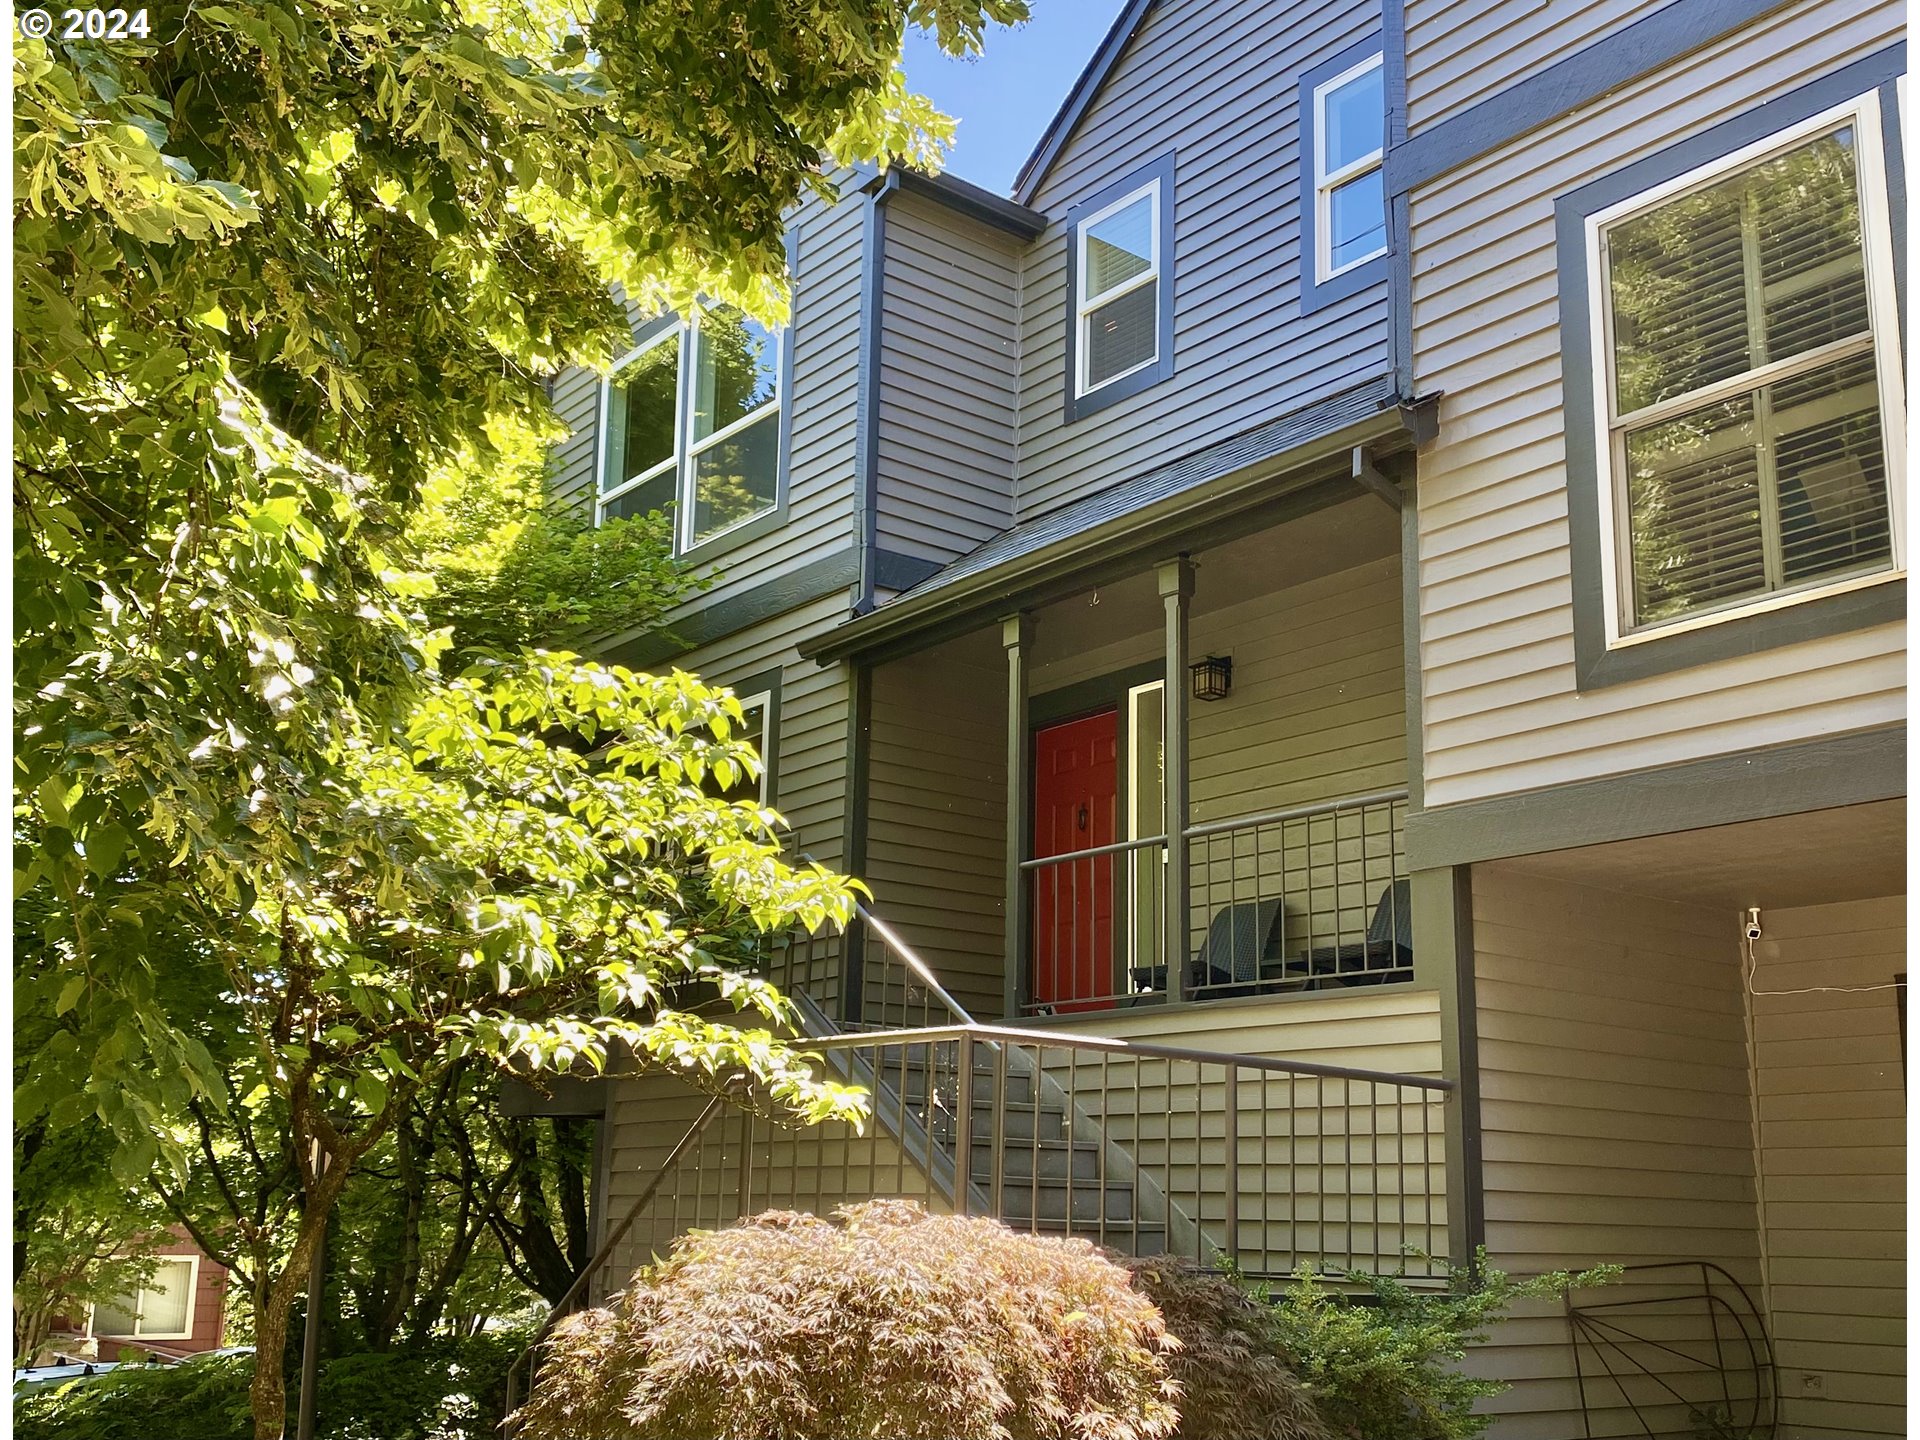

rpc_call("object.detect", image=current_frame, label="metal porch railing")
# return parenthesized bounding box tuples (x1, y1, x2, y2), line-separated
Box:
(1023, 788, 1412, 1015)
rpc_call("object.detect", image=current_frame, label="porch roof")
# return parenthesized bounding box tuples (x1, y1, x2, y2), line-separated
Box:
(804, 376, 1431, 665)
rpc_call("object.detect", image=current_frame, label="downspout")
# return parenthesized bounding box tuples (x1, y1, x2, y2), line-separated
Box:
(852, 167, 901, 616)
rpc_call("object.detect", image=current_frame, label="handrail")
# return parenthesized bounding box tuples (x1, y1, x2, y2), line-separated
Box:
(503, 1089, 733, 1426)
(1182, 787, 1410, 840)
(798, 1020, 1455, 1093)
(1018, 833, 1168, 868)
(853, 899, 975, 1026)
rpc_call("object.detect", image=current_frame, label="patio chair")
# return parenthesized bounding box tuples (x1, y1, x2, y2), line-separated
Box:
(1126, 897, 1285, 1002)
(1291, 879, 1413, 987)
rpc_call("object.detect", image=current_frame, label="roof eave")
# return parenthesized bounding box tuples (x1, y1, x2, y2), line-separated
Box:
(801, 399, 1423, 666)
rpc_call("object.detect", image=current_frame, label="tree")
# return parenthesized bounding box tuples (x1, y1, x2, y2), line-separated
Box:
(13, 3, 1031, 1434)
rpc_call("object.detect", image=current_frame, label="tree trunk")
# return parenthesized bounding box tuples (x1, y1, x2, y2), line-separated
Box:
(250, 1270, 297, 1440)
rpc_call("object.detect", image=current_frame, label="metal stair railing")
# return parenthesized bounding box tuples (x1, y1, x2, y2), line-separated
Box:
(623, 1021, 1454, 1283)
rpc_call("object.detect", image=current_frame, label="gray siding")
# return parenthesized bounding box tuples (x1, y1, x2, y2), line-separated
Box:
(1402, 0, 1649, 132)
(1468, 865, 1760, 1440)
(1751, 895, 1906, 1438)
(1013, 0, 1392, 521)
(874, 193, 1019, 575)
(547, 179, 867, 626)
(1409, 0, 1904, 811)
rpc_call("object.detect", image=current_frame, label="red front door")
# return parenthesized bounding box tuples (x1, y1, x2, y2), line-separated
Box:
(1031, 710, 1118, 1010)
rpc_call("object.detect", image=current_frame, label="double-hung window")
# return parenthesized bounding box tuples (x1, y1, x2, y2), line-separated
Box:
(1066, 154, 1175, 418)
(1313, 52, 1386, 282)
(598, 307, 785, 553)
(1587, 94, 1904, 643)
(92, 1257, 198, 1342)
(701, 688, 772, 807)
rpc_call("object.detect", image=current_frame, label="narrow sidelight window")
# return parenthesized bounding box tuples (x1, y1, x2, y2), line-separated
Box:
(1313, 52, 1386, 282)
(1589, 95, 1904, 639)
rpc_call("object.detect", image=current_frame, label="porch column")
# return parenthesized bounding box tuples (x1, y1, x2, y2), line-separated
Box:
(1002, 613, 1034, 1021)
(1157, 558, 1194, 1004)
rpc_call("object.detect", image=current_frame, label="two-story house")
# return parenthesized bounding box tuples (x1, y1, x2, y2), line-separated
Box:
(527, 2, 1905, 1436)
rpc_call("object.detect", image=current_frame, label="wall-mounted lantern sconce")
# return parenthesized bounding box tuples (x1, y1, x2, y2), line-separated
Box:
(1190, 654, 1232, 702)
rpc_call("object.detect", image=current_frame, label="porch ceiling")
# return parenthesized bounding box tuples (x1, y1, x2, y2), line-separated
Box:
(1494, 798, 1906, 910)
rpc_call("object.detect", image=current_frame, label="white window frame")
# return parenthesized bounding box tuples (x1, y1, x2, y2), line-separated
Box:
(730, 688, 773, 807)
(1124, 679, 1165, 973)
(89, 1255, 200, 1343)
(594, 312, 784, 552)
(1074, 179, 1163, 399)
(1313, 52, 1387, 284)
(1584, 90, 1907, 651)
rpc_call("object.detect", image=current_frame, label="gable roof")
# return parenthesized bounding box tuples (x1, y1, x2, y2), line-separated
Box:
(1010, 0, 1158, 206)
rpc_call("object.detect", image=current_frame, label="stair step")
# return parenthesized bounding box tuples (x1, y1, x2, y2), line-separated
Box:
(970, 1137, 1102, 1182)
(994, 1180, 1136, 1224)
(894, 1070, 1036, 1107)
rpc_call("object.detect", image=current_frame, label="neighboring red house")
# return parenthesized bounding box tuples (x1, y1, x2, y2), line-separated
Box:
(81, 1230, 228, 1359)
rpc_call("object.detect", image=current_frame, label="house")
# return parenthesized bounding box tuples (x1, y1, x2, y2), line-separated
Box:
(531, 1, 1905, 1436)
(40, 1230, 229, 1364)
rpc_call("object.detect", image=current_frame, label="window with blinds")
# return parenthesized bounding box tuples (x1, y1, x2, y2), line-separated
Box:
(1596, 106, 1901, 635)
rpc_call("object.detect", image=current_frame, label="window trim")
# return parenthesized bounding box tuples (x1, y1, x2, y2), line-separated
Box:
(1062, 152, 1177, 423)
(1582, 90, 1906, 653)
(91, 1255, 200, 1343)
(1556, 54, 1908, 691)
(1313, 51, 1388, 284)
(1299, 36, 1389, 315)
(1074, 180, 1162, 398)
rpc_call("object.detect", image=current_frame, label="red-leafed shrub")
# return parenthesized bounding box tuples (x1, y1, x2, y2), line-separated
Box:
(513, 1200, 1181, 1440)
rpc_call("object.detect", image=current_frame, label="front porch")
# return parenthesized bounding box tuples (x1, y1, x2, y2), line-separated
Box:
(857, 490, 1422, 1027)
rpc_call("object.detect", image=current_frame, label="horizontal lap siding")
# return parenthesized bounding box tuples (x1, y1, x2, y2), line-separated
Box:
(1402, 0, 1648, 132)
(1409, 0, 1905, 811)
(1015, 0, 1390, 521)
(1470, 865, 1759, 1439)
(1751, 896, 1906, 1438)
(865, 646, 1010, 1020)
(875, 196, 1018, 570)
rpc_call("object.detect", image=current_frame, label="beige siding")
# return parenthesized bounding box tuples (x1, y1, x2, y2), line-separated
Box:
(1409, 0, 1906, 811)
(1469, 866, 1760, 1439)
(874, 194, 1019, 572)
(1750, 895, 1906, 1439)
(866, 639, 1009, 1020)
(1402, 0, 1650, 132)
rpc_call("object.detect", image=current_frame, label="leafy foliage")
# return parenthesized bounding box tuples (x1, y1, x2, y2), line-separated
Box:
(1245, 1253, 1623, 1440)
(514, 1200, 1181, 1440)
(12, 1327, 533, 1440)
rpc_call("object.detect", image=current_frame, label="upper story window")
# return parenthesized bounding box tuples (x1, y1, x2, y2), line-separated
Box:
(1064, 152, 1177, 421)
(1588, 95, 1904, 643)
(1313, 53, 1386, 281)
(598, 307, 785, 553)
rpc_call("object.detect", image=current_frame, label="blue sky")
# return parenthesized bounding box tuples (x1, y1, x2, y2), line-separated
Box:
(901, 4, 1126, 196)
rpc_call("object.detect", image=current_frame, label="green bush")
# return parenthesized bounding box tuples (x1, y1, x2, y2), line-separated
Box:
(514, 1200, 1181, 1440)
(1247, 1253, 1621, 1440)
(12, 1329, 531, 1440)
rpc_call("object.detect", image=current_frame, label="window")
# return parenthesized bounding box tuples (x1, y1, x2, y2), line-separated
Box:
(92, 1257, 197, 1342)
(1588, 95, 1904, 644)
(1065, 153, 1176, 420)
(1313, 52, 1386, 282)
(598, 307, 785, 552)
